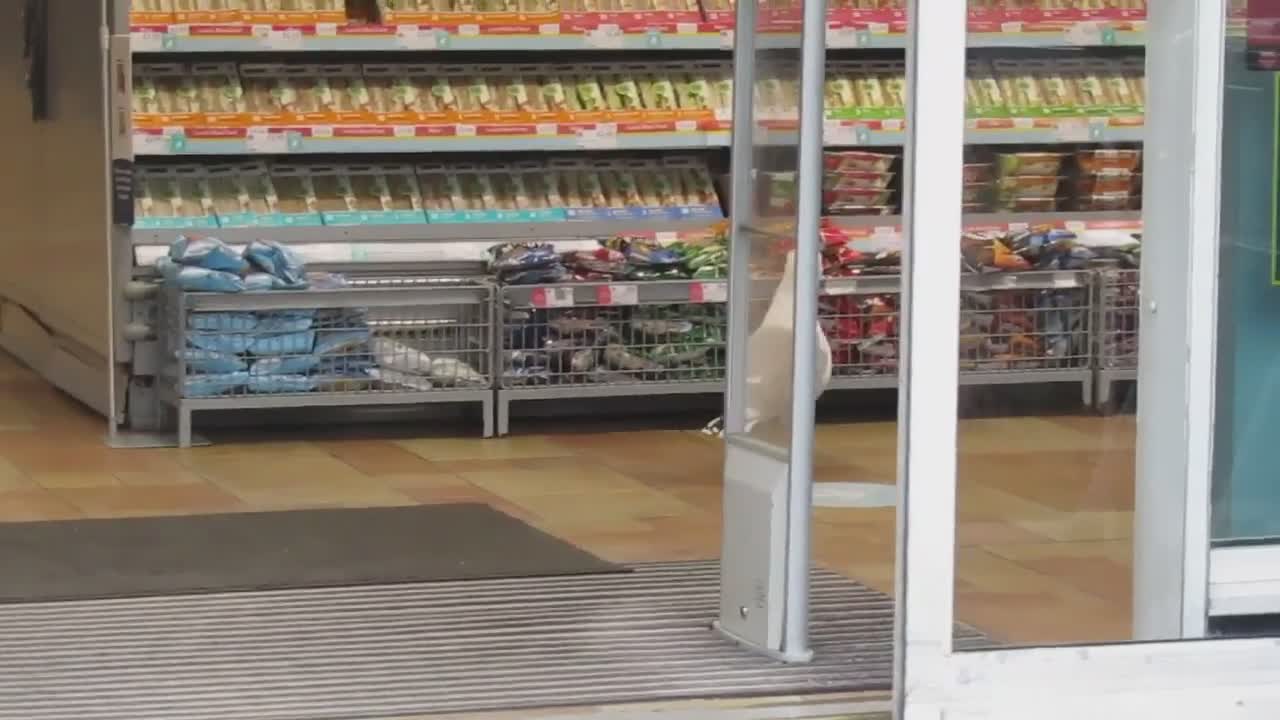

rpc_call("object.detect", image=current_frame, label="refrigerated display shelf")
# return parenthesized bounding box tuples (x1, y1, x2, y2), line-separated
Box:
(131, 117, 1143, 156)
(128, 21, 1143, 53)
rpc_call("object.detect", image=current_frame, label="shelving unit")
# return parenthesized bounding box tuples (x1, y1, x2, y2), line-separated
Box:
(111, 0, 1148, 439)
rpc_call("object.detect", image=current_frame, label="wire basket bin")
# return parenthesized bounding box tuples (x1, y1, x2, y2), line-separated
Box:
(496, 279, 729, 435)
(822, 271, 1095, 404)
(160, 278, 495, 446)
(1095, 268, 1140, 407)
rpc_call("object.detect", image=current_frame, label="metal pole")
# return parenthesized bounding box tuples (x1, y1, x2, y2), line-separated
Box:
(780, 0, 827, 662)
(724, 0, 758, 435)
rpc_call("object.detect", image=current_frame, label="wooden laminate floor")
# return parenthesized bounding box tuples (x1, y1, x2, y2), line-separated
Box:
(0, 351, 1135, 646)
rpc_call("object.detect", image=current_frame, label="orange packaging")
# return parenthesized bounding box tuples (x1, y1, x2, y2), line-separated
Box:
(133, 63, 202, 128)
(131, 0, 175, 25)
(173, 0, 243, 24)
(242, 0, 347, 25)
(312, 64, 375, 124)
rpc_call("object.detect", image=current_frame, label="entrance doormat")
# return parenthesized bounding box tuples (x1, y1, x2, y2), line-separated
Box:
(0, 503, 625, 602)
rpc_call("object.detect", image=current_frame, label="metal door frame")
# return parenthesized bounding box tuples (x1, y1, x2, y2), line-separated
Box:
(893, 0, 1280, 717)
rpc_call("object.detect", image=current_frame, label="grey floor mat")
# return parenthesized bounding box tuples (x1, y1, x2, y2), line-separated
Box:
(0, 560, 985, 720)
(0, 504, 622, 602)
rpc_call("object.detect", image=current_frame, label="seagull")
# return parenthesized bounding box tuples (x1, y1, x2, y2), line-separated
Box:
(703, 249, 833, 437)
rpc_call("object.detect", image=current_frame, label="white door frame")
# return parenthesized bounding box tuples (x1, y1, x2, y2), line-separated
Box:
(894, 0, 1280, 716)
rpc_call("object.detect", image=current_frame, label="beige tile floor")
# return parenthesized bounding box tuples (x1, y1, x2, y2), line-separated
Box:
(0, 351, 1136, 646)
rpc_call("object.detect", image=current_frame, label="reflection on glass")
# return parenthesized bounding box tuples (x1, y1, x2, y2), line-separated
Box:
(1212, 0, 1280, 542)
(952, 30, 1147, 647)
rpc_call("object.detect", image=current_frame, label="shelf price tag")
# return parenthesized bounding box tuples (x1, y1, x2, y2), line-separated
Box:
(395, 25, 438, 49)
(132, 30, 169, 51)
(539, 23, 561, 34)
(577, 122, 618, 149)
(1054, 117, 1092, 142)
(455, 124, 477, 137)
(1065, 21, 1104, 45)
(825, 24, 859, 48)
(315, 22, 339, 37)
(458, 23, 481, 36)
(596, 284, 639, 306)
(393, 125, 418, 138)
(132, 130, 179, 156)
(690, 281, 728, 303)
(535, 122, 559, 136)
(310, 125, 335, 138)
(246, 127, 290, 154)
(719, 29, 735, 49)
(1000, 20, 1024, 33)
(585, 23, 624, 48)
(531, 287, 575, 308)
(263, 27, 303, 49)
(676, 22, 698, 34)
(823, 119, 862, 146)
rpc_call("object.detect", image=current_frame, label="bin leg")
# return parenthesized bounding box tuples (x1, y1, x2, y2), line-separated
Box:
(178, 407, 193, 449)
(482, 395, 495, 439)
(497, 395, 510, 437)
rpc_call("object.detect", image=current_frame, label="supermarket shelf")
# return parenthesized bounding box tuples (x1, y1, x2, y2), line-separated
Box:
(129, 22, 1145, 53)
(130, 219, 720, 246)
(502, 278, 727, 307)
(132, 114, 1144, 155)
(132, 124, 728, 156)
(822, 269, 1091, 295)
(826, 211, 1143, 233)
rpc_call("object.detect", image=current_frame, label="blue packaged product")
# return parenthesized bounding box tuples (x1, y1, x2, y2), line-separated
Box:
(244, 240, 307, 288)
(169, 236, 249, 274)
(179, 349, 247, 374)
(247, 374, 316, 394)
(183, 371, 249, 397)
(249, 331, 316, 357)
(188, 312, 257, 332)
(249, 355, 321, 376)
(158, 258, 246, 293)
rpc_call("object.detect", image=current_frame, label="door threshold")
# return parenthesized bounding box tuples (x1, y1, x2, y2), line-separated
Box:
(394, 692, 890, 720)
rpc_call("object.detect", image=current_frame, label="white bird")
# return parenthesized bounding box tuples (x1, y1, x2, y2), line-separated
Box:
(704, 249, 833, 437)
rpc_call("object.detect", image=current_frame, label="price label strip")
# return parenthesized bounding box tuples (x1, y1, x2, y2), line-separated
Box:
(596, 284, 639, 306)
(531, 287, 576, 308)
(690, 281, 728, 303)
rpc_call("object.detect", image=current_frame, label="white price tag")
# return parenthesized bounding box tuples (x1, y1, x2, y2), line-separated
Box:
(1007, 222, 1030, 232)
(690, 281, 728, 304)
(535, 122, 559, 136)
(1013, 117, 1035, 129)
(395, 25, 437, 49)
(577, 122, 618, 149)
(867, 22, 889, 33)
(132, 30, 165, 51)
(1064, 221, 1087, 233)
(825, 24, 858, 47)
(823, 119, 859, 145)
(132, 131, 172, 156)
(539, 23, 561, 34)
(532, 287, 575, 308)
(458, 23, 481, 36)
(393, 125, 417, 138)
(1055, 117, 1091, 142)
(245, 127, 289, 154)
(168, 24, 191, 36)
(597, 284, 639, 306)
(719, 29, 735, 49)
(714, 107, 732, 123)
(455, 124, 477, 137)
(311, 125, 335, 138)
(655, 231, 680, 243)
(1065, 21, 1102, 45)
(250, 24, 273, 38)
(586, 23, 624, 48)
(264, 28, 304, 49)
(675, 119, 698, 133)
(1000, 21, 1024, 33)
(676, 22, 698, 34)
(315, 22, 339, 37)
(881, 118, 903, 131)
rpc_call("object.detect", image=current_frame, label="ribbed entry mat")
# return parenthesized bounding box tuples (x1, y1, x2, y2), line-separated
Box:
(0, 560, 981, 720)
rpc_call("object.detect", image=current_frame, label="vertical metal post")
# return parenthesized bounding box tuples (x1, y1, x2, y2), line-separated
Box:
(1134, 0, 1224, 640)
(779, 0, 827, 661)
(724, 0, 758, 435)
(893, 0, 967, 712)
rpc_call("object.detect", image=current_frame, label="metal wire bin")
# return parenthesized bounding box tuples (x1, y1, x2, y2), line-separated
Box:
(822, 271, 1095, 405)
(1094, 268, 1140, 408)
(496, 280, 728, 435)
(160, 278, 496, 447)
